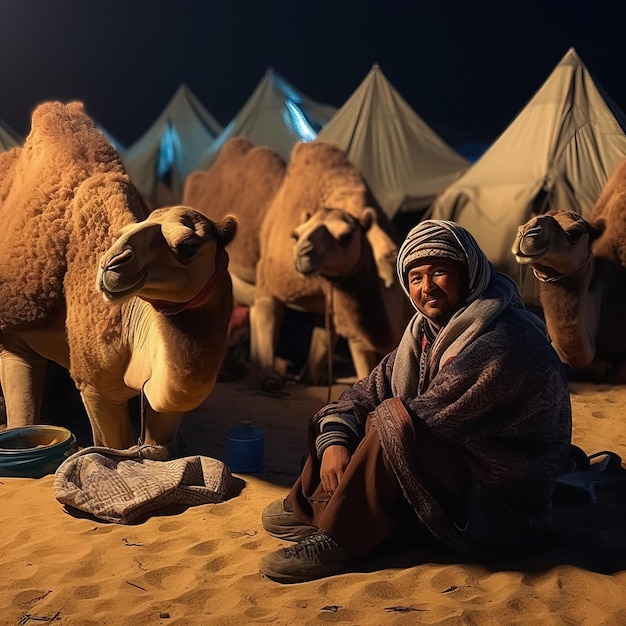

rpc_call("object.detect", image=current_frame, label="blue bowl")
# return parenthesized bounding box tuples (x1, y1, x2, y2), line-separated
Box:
(0, 425, 77, 478)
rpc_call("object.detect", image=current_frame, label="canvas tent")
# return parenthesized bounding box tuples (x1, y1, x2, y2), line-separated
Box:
(0, 119, 20, 151)
(429, 47, 626, 303)
(122, 84, 223, 208)
(317, 64, 470, 220)
(199, 67, 337, 169)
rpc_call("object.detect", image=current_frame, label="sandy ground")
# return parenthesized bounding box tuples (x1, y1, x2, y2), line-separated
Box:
(2, 379, 626, 625)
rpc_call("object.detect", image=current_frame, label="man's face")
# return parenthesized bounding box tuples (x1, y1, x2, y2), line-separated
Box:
(407, 257, 468, 329)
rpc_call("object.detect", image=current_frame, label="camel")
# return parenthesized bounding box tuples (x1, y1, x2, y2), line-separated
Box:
(183, 137, 409, 390)
(512, 210, 626, 383)
(0, 101, 237, 449)
(251, 207, 413, 385)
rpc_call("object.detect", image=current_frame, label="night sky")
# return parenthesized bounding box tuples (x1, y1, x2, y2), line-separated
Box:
(1, 0, 625, 149)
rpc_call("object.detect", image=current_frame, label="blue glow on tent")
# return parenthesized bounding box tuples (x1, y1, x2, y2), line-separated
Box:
(283, 101, 317, 142)
(274, 73, 302, 103)
(157, 122, 182, 177)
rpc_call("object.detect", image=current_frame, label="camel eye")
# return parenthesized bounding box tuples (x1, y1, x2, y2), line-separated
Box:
(176, 241, 200, 263)
(567, 228, 585, 242)
(338, 231, 353, 246)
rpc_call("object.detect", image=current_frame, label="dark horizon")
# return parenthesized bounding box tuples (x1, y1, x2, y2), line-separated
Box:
(1, 0, 625, 149)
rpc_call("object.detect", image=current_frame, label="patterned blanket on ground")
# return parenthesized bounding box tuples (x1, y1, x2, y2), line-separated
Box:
(54, 444, 232, 523)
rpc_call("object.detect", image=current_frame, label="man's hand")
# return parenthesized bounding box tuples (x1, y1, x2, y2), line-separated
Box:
(320, 445, 351, 496)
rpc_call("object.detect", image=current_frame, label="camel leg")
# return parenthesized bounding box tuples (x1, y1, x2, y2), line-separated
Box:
(141, 402, 183, 448)
(347, 338, 380, 381)
(0, 334, 48, 427)
(248, 296, 285, 390)
(79, 384, 134, 449)
(302, 325, 338, 385)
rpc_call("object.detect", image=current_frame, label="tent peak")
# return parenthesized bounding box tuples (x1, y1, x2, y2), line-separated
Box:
(562, 47, 581, 65)
(172, 83, 191, 97)
(318, 64, 469, 217)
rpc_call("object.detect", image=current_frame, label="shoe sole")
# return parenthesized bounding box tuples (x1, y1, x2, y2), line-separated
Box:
(259, 559, 350, 584)
(264, 525, 317, 542)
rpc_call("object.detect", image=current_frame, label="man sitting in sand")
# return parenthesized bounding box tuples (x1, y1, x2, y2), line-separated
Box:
(259, 219, 573, 584)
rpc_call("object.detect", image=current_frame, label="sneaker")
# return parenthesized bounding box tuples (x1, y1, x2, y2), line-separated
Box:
(262, 498, 316, 542)
(259, 530, 354, 583)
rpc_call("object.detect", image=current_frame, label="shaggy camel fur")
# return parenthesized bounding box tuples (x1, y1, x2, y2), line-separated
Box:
(183, 137, 286, 289)
(184, 138, 407, 389)
(0, 101, 236, 448)
(512, 210, 626, 383)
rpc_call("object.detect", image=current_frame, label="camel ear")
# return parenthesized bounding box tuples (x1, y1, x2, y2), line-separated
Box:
(215, 215, 238, 246)
(359, 207, 376, 232)
(591, 219, 606, 242)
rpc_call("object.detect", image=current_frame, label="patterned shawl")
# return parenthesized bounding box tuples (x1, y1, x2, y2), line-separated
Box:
(391, 271, 547, 395)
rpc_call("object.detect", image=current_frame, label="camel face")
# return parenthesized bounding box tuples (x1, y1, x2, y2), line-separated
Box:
(512, 211, 594, 280)
(292, 208, 373, 278)
(97, 207, 236, 305)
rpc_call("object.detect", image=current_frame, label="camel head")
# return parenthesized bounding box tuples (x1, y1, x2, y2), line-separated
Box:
(292, 207, 375, 279)
(96, 206, 237, 309)
(512, 211, 604, 281)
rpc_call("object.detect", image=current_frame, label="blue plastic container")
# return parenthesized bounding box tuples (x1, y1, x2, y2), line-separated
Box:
(226, 420, 264, 473)
(0, 425, 77, 478)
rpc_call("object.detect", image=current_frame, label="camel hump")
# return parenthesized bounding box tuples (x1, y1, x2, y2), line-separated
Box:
(0, 101, 132, 328)
(587, 157, 626, 266)
(29, 101, 93, 146)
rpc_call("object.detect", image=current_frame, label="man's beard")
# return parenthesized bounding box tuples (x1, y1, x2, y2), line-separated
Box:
(426, 308, 453, 329)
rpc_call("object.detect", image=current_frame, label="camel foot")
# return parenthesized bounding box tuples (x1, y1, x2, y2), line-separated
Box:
(261, 374, 283, 393)
(246, 367, 285, 392)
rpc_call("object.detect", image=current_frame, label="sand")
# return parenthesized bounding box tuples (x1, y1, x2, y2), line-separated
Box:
(2, 380, 626, 625)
